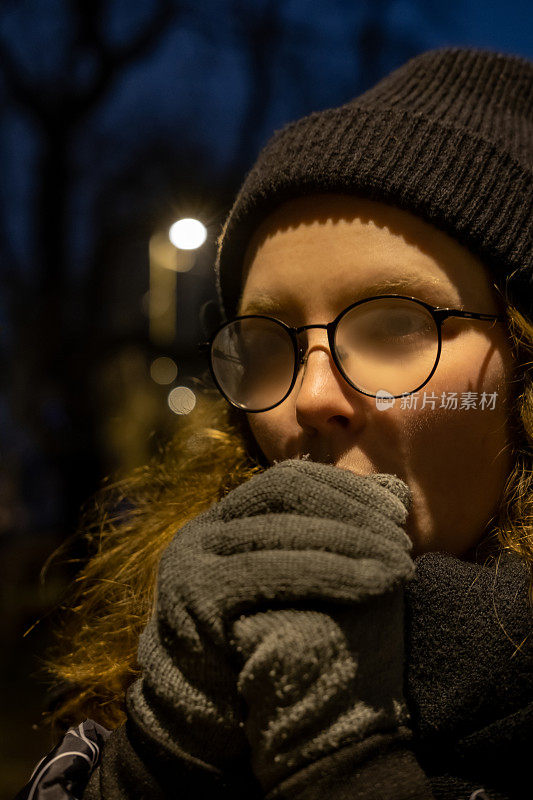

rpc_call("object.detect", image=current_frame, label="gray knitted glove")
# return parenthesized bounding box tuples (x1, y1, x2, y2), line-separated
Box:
(126, 458, 418, 798)
(220, 459, 416, 796)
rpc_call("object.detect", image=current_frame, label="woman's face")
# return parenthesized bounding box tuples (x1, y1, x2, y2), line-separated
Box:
(238, 194, 515, 560)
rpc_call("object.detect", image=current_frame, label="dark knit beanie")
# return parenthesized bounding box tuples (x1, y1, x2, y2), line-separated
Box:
(215, 46, 533, 322)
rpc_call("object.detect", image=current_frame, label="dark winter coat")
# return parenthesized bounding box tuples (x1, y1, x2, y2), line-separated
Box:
(15, 549, 531, 800)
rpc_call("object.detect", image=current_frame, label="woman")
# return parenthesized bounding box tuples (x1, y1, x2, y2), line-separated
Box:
(16, 46, 532, 800)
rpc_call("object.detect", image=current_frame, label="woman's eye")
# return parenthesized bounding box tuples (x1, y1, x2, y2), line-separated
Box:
(384, 312, 419, 337)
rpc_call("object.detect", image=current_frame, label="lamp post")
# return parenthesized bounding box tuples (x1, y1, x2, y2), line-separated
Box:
(148, 218, 207, 346)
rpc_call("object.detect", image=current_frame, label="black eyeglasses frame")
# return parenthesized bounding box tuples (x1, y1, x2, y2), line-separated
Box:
(198, 294, 506, 413)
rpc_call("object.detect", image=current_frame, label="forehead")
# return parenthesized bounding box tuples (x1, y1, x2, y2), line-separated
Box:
(239, 195, 498, 317)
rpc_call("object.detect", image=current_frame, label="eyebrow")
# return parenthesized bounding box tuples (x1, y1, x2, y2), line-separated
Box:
(238, 275, 460, 316)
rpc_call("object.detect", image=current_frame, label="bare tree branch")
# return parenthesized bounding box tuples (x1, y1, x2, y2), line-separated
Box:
(0, 34, 49, 122)
(0, 0, 179, 125)
(67, 0, 178, 120)
(230, 0, 283, 167)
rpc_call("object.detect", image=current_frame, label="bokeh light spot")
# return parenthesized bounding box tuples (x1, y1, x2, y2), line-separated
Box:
(150, 356, 178, 384)
(168, 386, 196, 415)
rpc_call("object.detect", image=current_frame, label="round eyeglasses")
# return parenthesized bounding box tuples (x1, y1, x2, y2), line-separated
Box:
(199, 295, 506, 413)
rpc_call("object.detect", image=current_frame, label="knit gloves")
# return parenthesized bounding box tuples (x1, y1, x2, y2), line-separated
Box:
(124, 458, 419, 799)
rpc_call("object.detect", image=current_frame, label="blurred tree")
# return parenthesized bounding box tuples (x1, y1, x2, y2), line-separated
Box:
(0, 0, 449, 543)
(0, 0, 178, 535)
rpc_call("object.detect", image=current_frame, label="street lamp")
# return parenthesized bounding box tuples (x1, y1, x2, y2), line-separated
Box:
(169, 218, 207, 250)
(148, 217, 207, 346)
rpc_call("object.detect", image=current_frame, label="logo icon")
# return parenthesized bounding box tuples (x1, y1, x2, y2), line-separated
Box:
(375, 389, 395, 411)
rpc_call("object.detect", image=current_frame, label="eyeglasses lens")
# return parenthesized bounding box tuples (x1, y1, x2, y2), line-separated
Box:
(210, 298, 438, 410)
(211, 317, 295, 410)
(335, 298, 438, 397)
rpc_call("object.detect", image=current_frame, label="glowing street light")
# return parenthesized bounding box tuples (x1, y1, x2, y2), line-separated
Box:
(148, 218, 207, 347)
(169, 218, 207, 250)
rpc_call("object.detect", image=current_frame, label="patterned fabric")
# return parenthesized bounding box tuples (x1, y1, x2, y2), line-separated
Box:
(14, 720, 111, 800)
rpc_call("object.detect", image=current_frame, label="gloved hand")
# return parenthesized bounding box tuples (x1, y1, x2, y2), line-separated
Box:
(126, 458, 417, 799)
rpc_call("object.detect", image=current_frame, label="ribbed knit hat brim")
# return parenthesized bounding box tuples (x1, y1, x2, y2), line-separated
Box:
(215, 47, 533, 321)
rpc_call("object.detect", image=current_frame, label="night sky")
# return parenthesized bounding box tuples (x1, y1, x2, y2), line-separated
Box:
(2, 0, 532, 284)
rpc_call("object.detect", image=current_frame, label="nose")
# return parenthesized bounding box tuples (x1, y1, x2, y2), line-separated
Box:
(293, 328, 363, 429)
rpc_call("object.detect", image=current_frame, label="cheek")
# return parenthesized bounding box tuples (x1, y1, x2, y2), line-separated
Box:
(397, 403, 512, 555)
(395, 332, 514, 552)
(399, 403, 510, 484)
(246, 410, 290, 462)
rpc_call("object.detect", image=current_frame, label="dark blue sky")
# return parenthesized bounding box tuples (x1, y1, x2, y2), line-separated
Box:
(0, 0, 530, 350)
(2, 0, 531, 288)
(458, 0, 532, 57)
